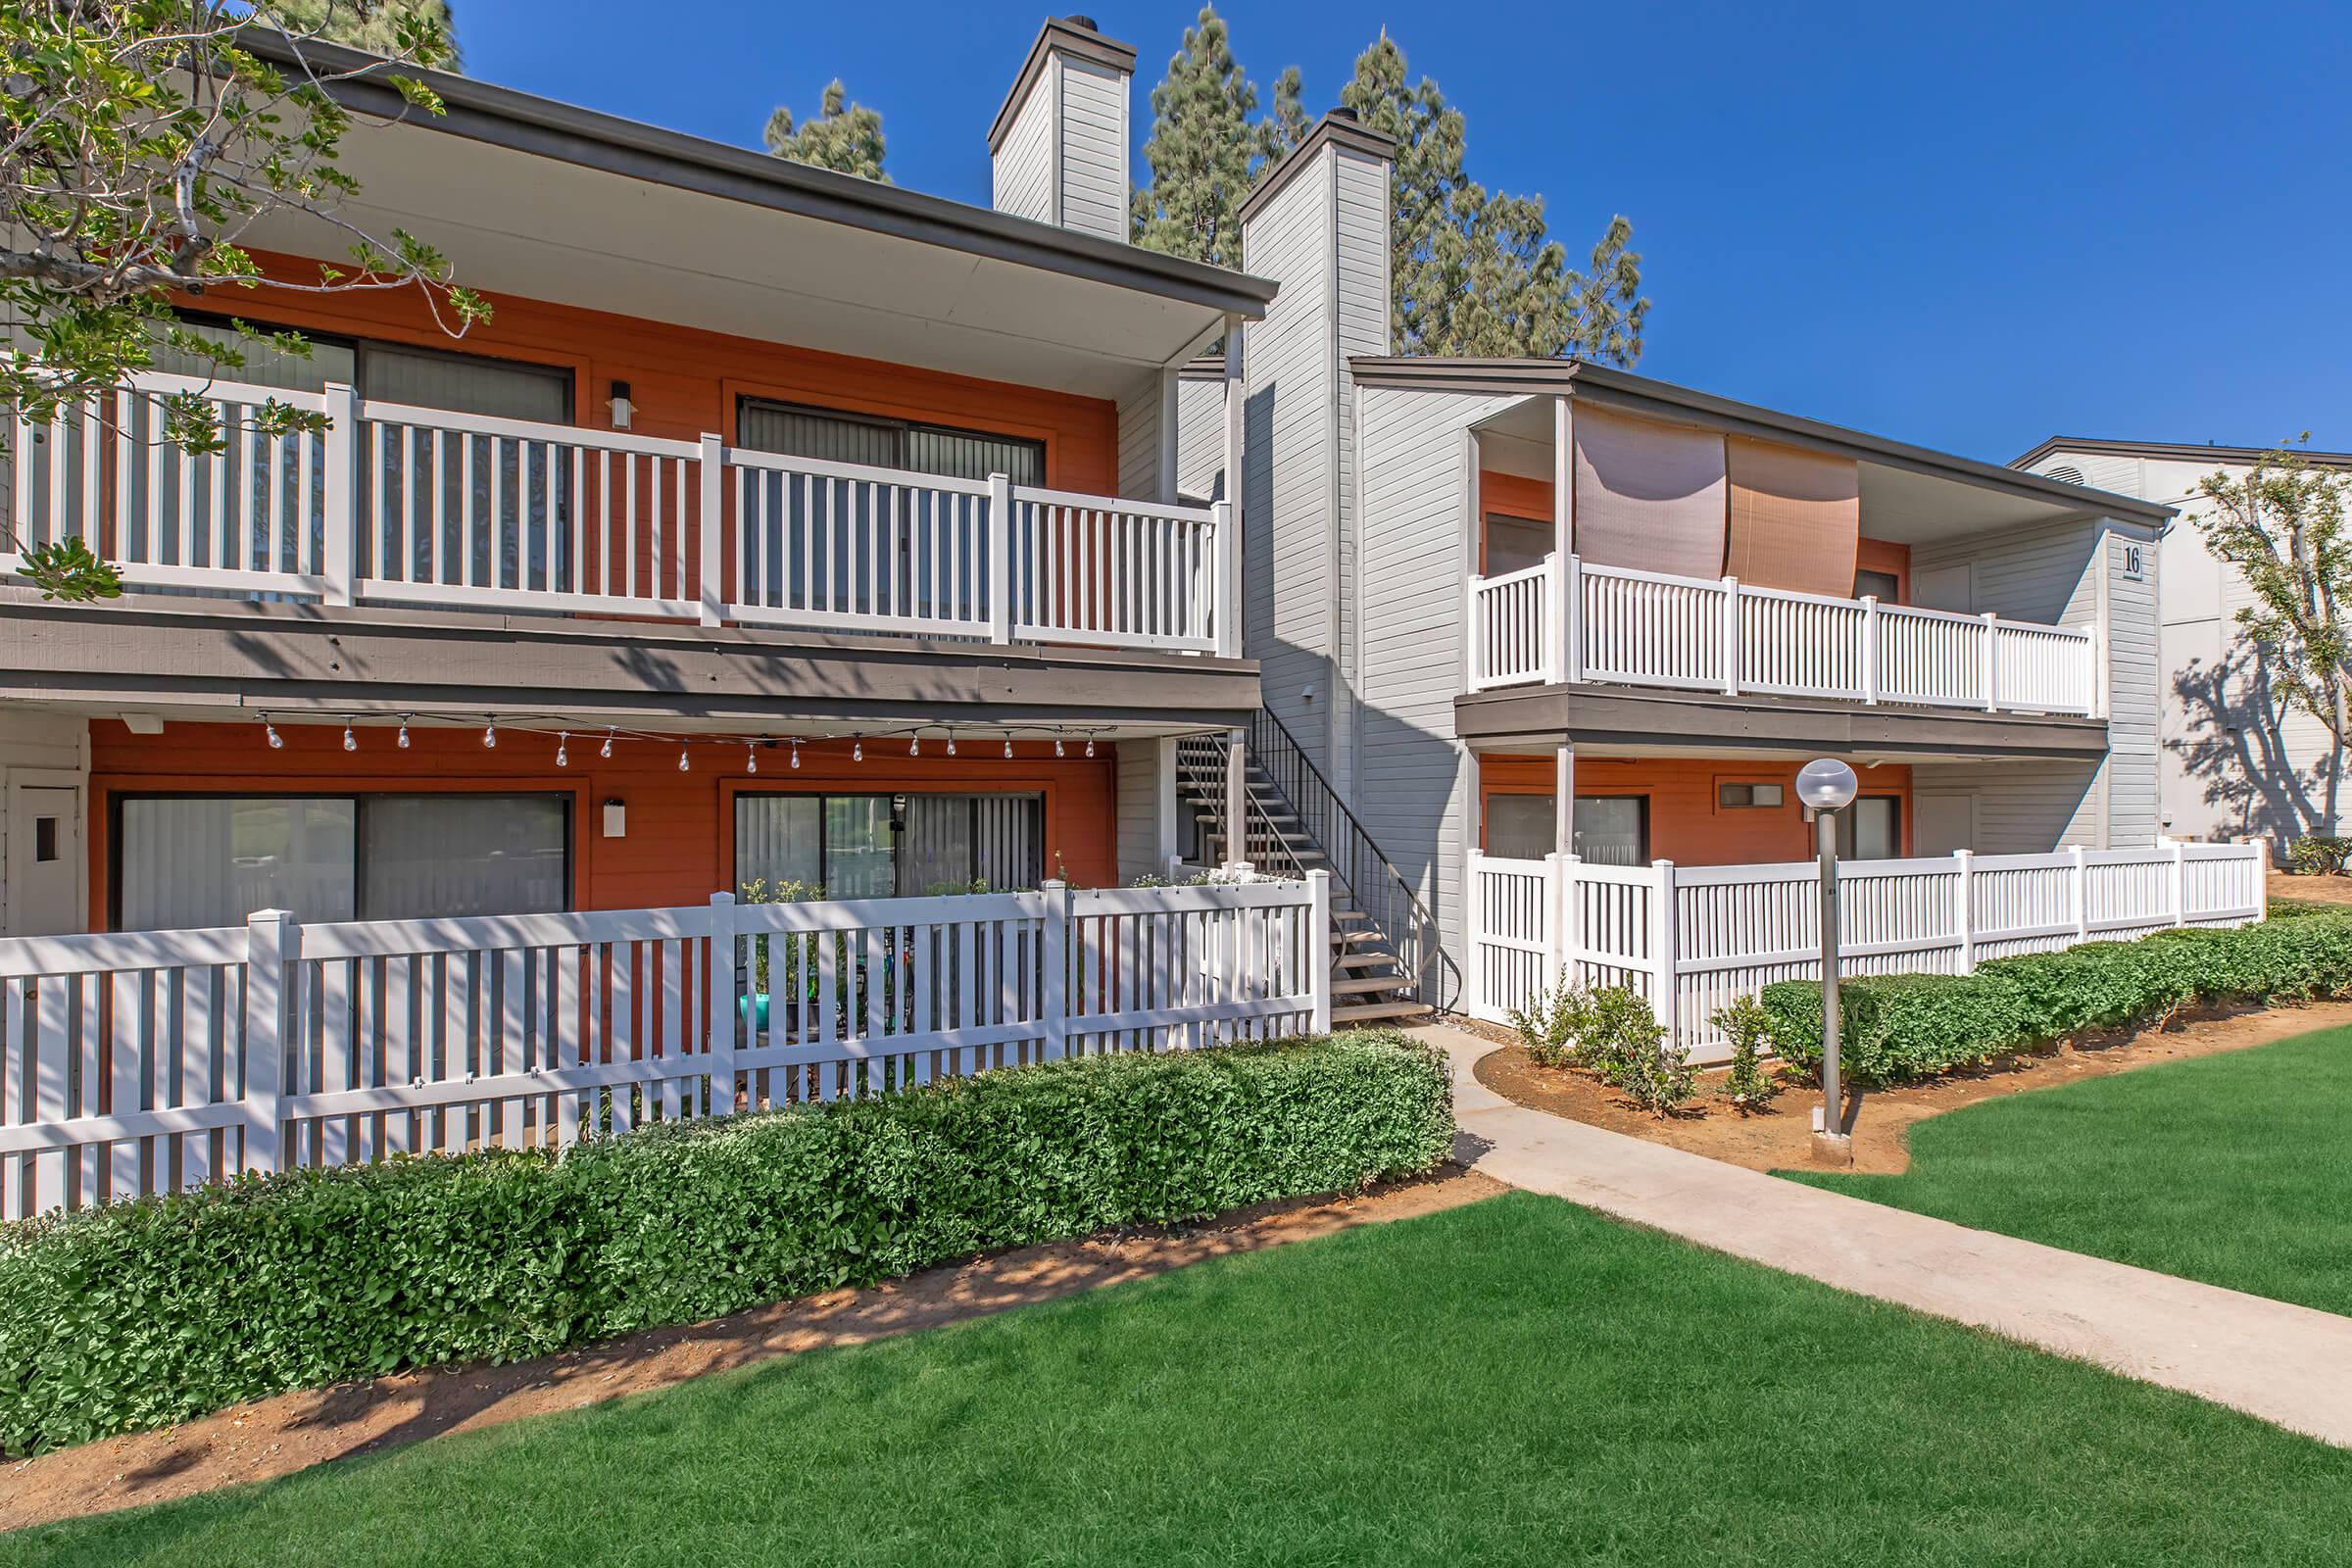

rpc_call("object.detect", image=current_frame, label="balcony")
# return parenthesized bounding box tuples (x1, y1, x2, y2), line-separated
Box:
(3, 373, 1236, 658)
(1466, 555, 2098, 717)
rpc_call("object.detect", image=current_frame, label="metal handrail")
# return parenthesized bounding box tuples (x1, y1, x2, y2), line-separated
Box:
(1245, 709, 1463, 1011)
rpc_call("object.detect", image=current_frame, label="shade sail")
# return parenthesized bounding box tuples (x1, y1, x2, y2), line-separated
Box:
(1725, 436, 1861, 597)
(1572, 405, 1727, 579)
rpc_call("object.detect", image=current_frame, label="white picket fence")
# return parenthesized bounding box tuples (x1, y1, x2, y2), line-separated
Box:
(1, 372, 1236, 656)
(0, 876, 1331, 1219)
(1466, 553, 2099, 717)
(1466, 841, 2267, 1062)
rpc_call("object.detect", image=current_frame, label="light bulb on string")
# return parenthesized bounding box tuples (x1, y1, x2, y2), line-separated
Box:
(396, 716, 411, 750)
(853, 736, 864, 762)
(556, 732, 569, 767)
(342, 724, 357, 753)
(945, 731, 956, 757)
(1054, 736, 1065, 758)
(678, 745, 691, 772)
(263, 714, 283, 750)
(909, 733, 920, 757)
(482, 722, 498, 750)
(1085, 735, 1096, 758)
(1004, 736, 1013, 759)
(601, 727, 615, 760)
(746, 742, 758, 775)
(789, 739, 802, 770)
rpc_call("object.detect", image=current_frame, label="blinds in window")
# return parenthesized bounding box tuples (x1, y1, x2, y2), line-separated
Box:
(364, 346, 570, 422)
(147, 320, 355, 393)
(738, 399, 1044, 485)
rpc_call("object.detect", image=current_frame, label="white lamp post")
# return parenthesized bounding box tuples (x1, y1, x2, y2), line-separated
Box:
(1794, 758, 1859, 1163)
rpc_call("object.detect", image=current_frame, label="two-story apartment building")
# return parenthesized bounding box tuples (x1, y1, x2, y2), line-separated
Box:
(0, 16, 2179, 1022)
(2016, 436, 2352, 855)
(0, 23, 1285, 962)
(1168, 108, 2176, 1004)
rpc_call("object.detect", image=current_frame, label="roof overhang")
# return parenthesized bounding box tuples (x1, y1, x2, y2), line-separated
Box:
(233, 32, 1271, 397)
(1354, 357, 2178, 533)
(2014, 435, 2352, 470)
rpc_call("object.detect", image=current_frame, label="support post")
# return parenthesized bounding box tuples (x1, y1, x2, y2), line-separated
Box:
(699, 433, 725, 627)
(1553, 744, 1576, 858)
(1721, 576, 1741, 696)
(706, 892, 739, 1115)
(241, 909, 292, 1176)
(1649, 858, 1679, 1044)
(1224, 727, 1249, 870)
(1562, 554, 1584, 683)
(1222, 321, 1245, 654)
(1041, 880, 1070, 1058)
(1465, 847, 1486, 1018)
(1544, 552, 1567, 683)
(1982, 612, 2001, 711)
(1307, 868, 1334, 1034)
(1953, 849, 1976, 973)
(1211, 500, 1238, 656)
(1816, 813, 1843, 1147)
(2164, 835, 2187, 926)
(1542, 852, 1568, 994)
(987, 471, 1014, 644)
(2068, 843, 2089, 941)
(1860, 595, 1880, 705)
(1553, 395, 1574, 683)
(320, 384, 357, 606)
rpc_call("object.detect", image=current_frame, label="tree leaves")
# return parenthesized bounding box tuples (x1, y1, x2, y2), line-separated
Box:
(2194, 441, 2352, 750)
(765, 81, 890, 183)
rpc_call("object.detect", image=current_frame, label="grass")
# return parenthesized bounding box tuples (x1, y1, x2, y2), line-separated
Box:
(1788, 1024, 2352, 1317)
(9, 1192, 2352, 1565)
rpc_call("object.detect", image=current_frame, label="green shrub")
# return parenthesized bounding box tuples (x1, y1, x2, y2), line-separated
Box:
(2288, 836, 2350, 875)
(0, 1032, 1452, 1455)
(1505, 980, 1592, 1069)
(1760, 910, 2352, 1086)
(1713, 995, 1781, 1112)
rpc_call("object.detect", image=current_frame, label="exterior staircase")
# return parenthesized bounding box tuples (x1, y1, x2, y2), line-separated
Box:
(1173, 716, 1459, 1026)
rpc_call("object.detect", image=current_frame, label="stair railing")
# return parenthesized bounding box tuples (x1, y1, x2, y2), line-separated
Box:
(1245, 710, 1462, 1012)
(1172, 732, 1308, 881)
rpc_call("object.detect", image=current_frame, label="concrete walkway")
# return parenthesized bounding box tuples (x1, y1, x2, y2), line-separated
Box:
(1417, 1022, 2352, 1446)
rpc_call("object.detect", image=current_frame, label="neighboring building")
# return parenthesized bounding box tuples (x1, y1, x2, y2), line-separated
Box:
(0, 18, 2176, 1022)
(2015, 437, 2352, 856)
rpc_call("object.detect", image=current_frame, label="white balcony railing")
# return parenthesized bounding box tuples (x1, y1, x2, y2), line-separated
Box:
(2, 374, 1237, 657)
(1466, 554, 2099, 717)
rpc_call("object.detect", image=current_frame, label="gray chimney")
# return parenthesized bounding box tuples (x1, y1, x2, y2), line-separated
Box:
(988, 16, 1136, 242)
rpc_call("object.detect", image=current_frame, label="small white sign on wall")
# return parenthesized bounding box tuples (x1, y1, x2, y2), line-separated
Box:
(2118, 539, 2146, 581)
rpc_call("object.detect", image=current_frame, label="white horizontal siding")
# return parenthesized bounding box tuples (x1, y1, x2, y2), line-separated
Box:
(991, 75, 1054, 224)
(1116, 370, 1165, 503)
(1176, 374, 1225, 503)
(1056, 58, 1128, 242)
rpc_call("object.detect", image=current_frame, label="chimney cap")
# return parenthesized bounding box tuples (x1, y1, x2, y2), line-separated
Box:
(1329, 106, 1359, 122)
(988, 15, 1139, 153)
(1061, 13, 1100, 28)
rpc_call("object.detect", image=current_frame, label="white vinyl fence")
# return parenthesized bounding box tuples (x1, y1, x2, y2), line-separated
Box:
(0, 876, 1331, 1219)
(1467, 841, 2267, 1062)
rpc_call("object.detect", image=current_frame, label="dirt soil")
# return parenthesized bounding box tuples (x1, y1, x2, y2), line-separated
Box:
(1, 1167, 1503, 1534)
(2271, 869, 2352, 907)
(1473, 1000, 2352, 1178)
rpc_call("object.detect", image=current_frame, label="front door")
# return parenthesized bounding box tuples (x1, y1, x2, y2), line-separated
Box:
(1914, 791, 1979, 858)
(7, 785, 82, 936)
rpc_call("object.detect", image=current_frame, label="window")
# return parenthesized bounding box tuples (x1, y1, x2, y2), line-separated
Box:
(1855, 568, 1901, 603)
(32, 816, 58, 862)
(156, 316, 572, 420)
(738, 399, 1045, 486)
(1483, 514, 1554, 577)
(735, 793, 1044, 898)
(115, 794, 568, 929)
(1717, 782, 1785, 809)
(1836, 797, 1902, 861)
(1483, 793, 1649, 866)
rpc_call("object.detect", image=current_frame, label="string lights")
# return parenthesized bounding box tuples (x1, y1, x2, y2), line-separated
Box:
(1004, 735, 1014, 759)
(677, 745, 690, 772)
(745, 742, 758, 774)
(342, 724, 357, 753)
(247, 714, 1118, 765)
(789, 739, 802, 769)
(1054, 736, 1065, 758)
(909, 732, 919, 757)
(396, 716, 411, 750)
(263, 713, 283, 750)
(482, 722, 497, 750)
(944, 731, 956, 757)
(853, 735, 864, 762)
(556, 732, 569, 767)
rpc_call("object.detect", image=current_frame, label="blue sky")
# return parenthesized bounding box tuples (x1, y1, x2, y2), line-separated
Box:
(464, 1, 2350, 464)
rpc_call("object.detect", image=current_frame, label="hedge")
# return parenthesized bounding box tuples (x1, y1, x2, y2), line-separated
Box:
(0, 1030, 1453, 1454)
(1761, 910, 2352, 1086)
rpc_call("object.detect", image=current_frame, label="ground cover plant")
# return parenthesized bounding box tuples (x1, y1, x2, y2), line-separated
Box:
(7, 1193, 2351, 1565)
(0, 1032, 1451, 1453)
(1788, 1023, 2352, 1317)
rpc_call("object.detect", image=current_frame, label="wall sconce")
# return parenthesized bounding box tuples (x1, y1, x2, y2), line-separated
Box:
(602, 798, 626, 838)
(609, 379, 634, 430)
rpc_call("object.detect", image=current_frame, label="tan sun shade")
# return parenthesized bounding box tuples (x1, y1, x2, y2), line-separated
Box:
(1725, 437, 1860, 598)
(1572, 405, 1727, 579)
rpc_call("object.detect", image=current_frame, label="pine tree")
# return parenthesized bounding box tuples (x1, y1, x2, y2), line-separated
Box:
(268, 0, 462, 70)
(1129, 6, 1302, 269)
(765, 81, 889, 182)
(1338, 32, 1648, 364)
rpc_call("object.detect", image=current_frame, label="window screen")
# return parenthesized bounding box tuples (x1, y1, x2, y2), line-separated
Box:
(363, 346, 570, 422)
(1574, 797, 1648, 866)
(1837, 797, 1902, 861)
(359, 795, 567, 919)
(735, 792, 1045, 898)
(147, 318, 355, 393)
(1485, 794, 1555, 861)
(738, 399, 1045, 485)
(1484, 514, 1554, 577)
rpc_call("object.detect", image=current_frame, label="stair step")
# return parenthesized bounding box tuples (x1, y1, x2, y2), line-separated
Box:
(1333, 951, 1403, 971)
(1330, 974, 1412, 998)
(1332, 1000, 1434, 1025)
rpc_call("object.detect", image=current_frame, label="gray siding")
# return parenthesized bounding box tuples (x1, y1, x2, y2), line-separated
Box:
(1175, 373, 1224, 502)
(1909, 760, 2102, 854)
(1354, 386, 1521, 984)
(1329, 148, 1391, 803)
(1240, 151, 1336, 771)
(0, 711, 88, 935)
(990, 74, 1053, 224)
(2102, 520, 2162, 847)
(1056, 58, 1128, 242)
(1112, 738, 1161, 882)
(1115, 370, 1167, 503)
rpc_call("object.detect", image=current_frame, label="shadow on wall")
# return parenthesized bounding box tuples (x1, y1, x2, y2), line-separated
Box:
(2171, 641, 2343, 854)
(1347, 685, 1476, 1005)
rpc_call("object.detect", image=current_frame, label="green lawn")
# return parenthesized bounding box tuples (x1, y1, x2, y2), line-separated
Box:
(1789, 1024, 2352, 1317)
(10, 1193, 2351, 1566)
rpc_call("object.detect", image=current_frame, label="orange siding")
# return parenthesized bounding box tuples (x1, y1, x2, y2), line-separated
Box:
(1856, 537, 1912, 604)
(185, 250, 1119, 493)
(1478, 754, 1913, 864)
(88, 721, 1120, 926)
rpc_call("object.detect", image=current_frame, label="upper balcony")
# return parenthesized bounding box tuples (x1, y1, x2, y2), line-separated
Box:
(3, 370, 1235, 658)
